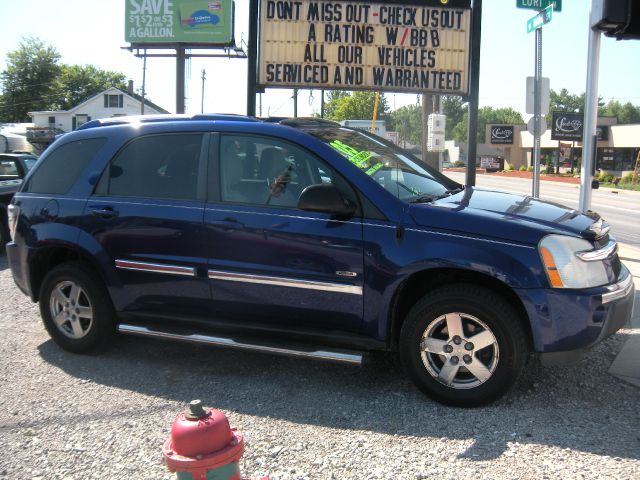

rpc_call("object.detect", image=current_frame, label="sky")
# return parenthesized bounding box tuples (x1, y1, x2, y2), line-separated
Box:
(1, 1, 639, 120)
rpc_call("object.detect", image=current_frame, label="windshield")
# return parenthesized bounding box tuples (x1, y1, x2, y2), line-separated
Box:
(299, 125, 461, 202)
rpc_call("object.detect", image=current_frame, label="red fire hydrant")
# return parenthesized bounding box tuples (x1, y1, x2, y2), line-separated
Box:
(163, 400, 267, 480)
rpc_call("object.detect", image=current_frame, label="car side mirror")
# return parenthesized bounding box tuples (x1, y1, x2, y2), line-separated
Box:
(298, 184, 356, 217)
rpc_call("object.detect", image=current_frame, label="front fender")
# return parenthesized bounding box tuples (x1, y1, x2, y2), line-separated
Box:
(362, 225, 543, 342)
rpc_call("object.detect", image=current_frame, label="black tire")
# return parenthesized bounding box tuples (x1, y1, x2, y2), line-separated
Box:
(399, 284, 528, 407)
(39, 262, 115, 353)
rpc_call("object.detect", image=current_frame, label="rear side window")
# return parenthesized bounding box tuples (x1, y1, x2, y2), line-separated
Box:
(25, 139, 106, 194)
(95, 134, 203, 201)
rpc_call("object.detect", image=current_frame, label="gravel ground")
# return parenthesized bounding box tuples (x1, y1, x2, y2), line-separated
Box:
(0, 252, 638, 480)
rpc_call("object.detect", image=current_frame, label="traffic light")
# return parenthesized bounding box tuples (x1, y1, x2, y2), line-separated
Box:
(591, 0, 640, 40)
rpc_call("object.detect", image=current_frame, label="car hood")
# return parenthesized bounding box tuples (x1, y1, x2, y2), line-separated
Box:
(407, 187, 602, 245)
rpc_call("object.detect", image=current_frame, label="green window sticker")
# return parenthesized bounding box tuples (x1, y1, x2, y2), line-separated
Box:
(329, 140, 373, 169)
(365, 163, 383, 176)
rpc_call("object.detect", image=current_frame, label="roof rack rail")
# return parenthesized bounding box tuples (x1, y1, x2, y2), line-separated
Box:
(76, 113, 258, 131)
(278, 117, 340, 128)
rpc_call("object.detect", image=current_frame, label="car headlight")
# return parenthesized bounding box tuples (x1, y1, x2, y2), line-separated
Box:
(538, 235, 610, 288)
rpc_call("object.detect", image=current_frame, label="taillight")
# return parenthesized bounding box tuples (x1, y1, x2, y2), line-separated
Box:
(7, 203, 20, 241)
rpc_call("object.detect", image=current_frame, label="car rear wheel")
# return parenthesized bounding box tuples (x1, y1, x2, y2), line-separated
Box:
(399, 284, 527, 407)
(39, 262, 115, 352)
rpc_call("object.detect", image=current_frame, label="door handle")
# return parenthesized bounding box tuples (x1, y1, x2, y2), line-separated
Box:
(91, 206, 118, 219)
(208, 217, 243, 230)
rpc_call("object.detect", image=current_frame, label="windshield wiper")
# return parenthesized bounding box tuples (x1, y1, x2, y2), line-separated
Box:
(410, 194, 439, 203)
(411, 187, 464, 204)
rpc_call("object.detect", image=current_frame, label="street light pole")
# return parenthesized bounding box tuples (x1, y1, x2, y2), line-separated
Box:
(579, 0, 602, 212)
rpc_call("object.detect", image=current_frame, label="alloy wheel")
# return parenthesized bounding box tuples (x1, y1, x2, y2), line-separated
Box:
(49, 280, 94, 339)
(420, 312, 499, 389)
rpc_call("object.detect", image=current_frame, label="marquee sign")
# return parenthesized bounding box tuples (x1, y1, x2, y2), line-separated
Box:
(258, 0, 472, 94)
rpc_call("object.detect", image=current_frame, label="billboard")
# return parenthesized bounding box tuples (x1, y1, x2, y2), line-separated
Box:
(125, 0, 234, 45)
(258, 0, 472, 95)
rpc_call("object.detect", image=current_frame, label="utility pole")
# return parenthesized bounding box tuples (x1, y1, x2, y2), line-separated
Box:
(140, 51, 147, 115)
(200, 69, 206, 114)
(293, 88, 298, 118)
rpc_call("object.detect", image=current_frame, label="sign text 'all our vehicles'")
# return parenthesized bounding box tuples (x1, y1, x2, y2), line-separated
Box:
(258, 0, 472, 95)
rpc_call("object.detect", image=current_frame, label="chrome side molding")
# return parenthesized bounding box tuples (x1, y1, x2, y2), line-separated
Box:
(117, 324, 364, 365)
(207, 269, 363, 295)
(115, 259, 196, 277)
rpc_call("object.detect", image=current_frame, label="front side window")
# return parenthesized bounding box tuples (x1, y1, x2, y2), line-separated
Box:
(218, 135, 349, 209)
(95, 134, 203, 201)
(298, 124, 461, 203)
(24, 139, 106, 195)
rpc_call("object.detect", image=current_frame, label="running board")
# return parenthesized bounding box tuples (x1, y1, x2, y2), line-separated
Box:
(117, 324, 365, 366)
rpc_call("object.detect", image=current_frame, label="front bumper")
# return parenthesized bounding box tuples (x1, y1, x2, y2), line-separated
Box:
(516, 266, 635, 365)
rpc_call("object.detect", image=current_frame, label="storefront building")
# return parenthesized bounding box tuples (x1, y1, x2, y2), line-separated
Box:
(481, 118, 639, 176)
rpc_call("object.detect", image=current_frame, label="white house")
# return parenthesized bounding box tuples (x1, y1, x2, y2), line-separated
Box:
(27, 86, 168, 149)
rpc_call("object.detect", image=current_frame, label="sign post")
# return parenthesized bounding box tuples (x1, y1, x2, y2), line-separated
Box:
(526, 3, 553, 198)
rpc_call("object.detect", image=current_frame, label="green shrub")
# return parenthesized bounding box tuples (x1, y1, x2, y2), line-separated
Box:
(544, 165, 554, 174)
(602, 174, 614, 183)
(519, 166, 527, 172)
(506, 164, 515, 171)
(453, 160, 466, 168)
(527, 165, 534, 172)
(619, 173, 634, 184)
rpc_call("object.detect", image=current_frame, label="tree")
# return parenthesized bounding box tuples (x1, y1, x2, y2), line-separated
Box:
(599, 99, 640, 124)
(52, 65, 127, 111)
(321, 90, 349, 119)
(545, 88, 607, 124)
(452, 106, 524, 143)
(389, 104, 422, 146)
(0, 37, 61, 122)
(441, 95, 466, 140)
(549, 88, 585, 114)
(322, 91, 389, 122)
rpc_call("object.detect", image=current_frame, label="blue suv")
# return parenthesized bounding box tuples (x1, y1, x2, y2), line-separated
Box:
(6, 115, 634, 406)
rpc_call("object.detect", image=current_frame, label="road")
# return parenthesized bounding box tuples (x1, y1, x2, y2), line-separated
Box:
(445, 172, 640, 246)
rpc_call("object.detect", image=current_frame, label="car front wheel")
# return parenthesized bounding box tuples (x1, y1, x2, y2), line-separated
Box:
(400, 284, 528, 407)
(39, 262, 115, 353)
